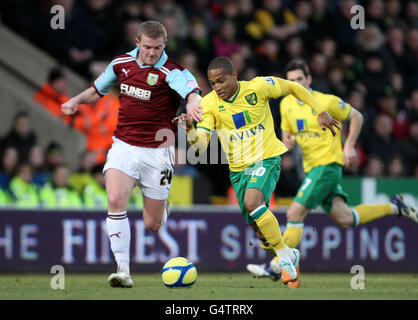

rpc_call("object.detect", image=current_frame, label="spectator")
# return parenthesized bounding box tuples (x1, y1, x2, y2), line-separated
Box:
(355, 23, 386, 54)
(117, 19, 142, 54)
(364, 154, 385, 177)
(365, 0, 386, 32)
(44, 142, 65, 172)
(387, 154, 406, 177)
(72, 88, 119, 164)
(327, 62, 348, 98)
(39, 163, 83, 209)
(377, 90, 409, 141)
(228, 49, 246, 75)
(284, 36, 305, 62)
(212, 19, 241, 57)
(254, 38, 282, 76)
(309, 0, 334, 38)
(309, 52, 331, 92)
(346, 89, 374, 148)
(404, 27, 418, 95)
(0, 111, 37, 163)
(0, 186, 13, 207)
(34, 67, 72, 124)
(293, 0, 315, 46)
(28, 145, 50, 186)
(331, 0, 359, 53)
(406, 89, 418, 123)
(178, 50, 211, 95)
(45, 0, 97, 78)
(247, 0, 303, 42)
(400, 121, 418, 174)
(69, 150, 97, 194)
(9, 163, 40, 208)
(385, 25, 406, 75)
(83, 164, 107, 209)
(185, 17, 215, 73)
(156, 0, 189, 40)
(384, 0, 405, 30)
(316, 36, 338, 61)
(83, 0, 119, 60)
(235, 0, 257, 43)
(161, 14, 185, 57)
(405, 1, 418, 28)
(0, 146, 19, 189)
(367, 113, 401, 164)
(117, 0, 144, 21)
(358, 51, 391, 106)
(140, 1, 158, 20)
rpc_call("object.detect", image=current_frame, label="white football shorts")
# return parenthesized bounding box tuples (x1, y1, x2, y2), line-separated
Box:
(103, 136, 175, 200)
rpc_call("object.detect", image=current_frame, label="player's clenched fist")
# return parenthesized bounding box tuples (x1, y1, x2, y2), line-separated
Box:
(61, 98, 79, 115)
(317, 111, 341, 137)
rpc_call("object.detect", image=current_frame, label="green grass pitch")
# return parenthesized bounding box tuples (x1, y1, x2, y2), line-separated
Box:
(0, 273, 417, 300)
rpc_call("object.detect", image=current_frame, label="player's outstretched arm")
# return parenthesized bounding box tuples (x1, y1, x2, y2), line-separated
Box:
(343, 108, 364, 167)
(277, 78, 341, 136)
(61, 87, 101, 115)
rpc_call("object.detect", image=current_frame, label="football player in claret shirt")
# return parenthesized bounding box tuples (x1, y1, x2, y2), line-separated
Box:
(173, 57, 341, 288)
(246, 60, 418, 281)
(62, 21, 202, 288)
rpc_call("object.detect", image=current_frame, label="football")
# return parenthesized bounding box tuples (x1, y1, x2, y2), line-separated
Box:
(161, 257, 197, 288)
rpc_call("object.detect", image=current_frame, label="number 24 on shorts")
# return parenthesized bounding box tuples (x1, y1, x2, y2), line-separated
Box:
(160, 170, 173, 186)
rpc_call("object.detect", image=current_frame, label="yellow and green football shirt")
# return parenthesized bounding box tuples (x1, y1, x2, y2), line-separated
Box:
(192, 76, 288, 172)
(280, 90, 352, 173)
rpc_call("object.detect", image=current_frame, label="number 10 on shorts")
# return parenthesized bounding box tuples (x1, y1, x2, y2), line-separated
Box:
(250, 167, 266, 177)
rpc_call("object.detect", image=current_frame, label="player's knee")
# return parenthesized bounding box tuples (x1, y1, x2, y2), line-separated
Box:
(145, 220, 162, 232)
(332, 210, 353, 229)
(287, 210, 302, 222)
(244, 196, 264, 214)
(336, 219, 352, 229)
(107, 193, 127, 211)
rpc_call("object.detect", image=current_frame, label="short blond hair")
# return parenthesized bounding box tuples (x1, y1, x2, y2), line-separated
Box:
(136, 20, 167, 40)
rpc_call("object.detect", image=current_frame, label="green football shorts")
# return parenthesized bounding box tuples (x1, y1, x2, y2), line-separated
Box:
(229, 156, 281, 225)
(294, 162, 348, 214)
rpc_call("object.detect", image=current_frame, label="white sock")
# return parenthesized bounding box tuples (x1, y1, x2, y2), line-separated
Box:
(390, 203, 399, 215)
(161, 208, 168, 225)
(106, 211, 130, 274)
(275, 246, 292, 264)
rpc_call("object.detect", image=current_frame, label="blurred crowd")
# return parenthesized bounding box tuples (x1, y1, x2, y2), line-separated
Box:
(0, 0, 417, 206)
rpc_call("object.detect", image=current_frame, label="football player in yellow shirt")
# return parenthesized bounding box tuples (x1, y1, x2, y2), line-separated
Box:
(246, 60, 418, 281)
(173, 57, 341, 288)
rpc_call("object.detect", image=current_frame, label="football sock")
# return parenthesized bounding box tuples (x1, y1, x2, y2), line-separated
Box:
(251, 205, 287, 254)
(161, 207, 168, 225)
(107, 211, 131, 274)
(352, 203, 393, 226)
(260, 240, 276, 256)
(283, 222, 304, 248)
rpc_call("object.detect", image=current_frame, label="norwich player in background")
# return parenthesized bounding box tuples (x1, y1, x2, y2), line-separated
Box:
(247, 60, 418, 281)
(173, 57, 341, 288)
